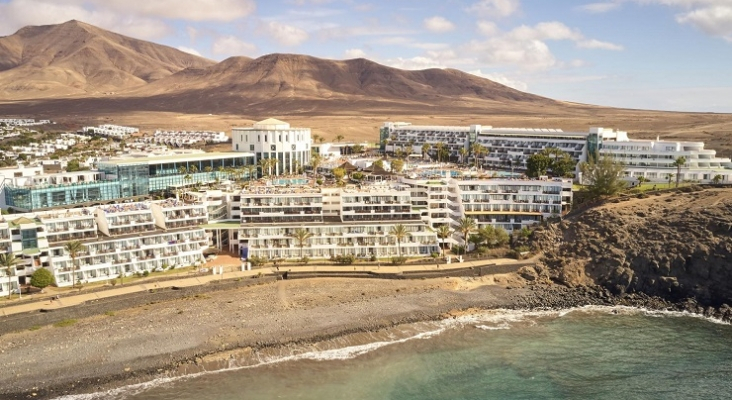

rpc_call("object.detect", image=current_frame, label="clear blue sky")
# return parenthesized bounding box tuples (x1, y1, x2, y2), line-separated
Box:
(1, 0, 731, 112)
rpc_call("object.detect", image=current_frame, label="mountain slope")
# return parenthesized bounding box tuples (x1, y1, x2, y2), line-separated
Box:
(131, 53, 550, 103)
(0, 20, 215, 99)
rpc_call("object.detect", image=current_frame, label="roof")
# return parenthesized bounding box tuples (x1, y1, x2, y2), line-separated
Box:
(255, 118, 289, 126)
(99, 152, 254, 166)
(9, 217, 41, 227)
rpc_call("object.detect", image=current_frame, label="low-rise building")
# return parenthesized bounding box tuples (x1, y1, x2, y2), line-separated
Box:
(0, 199, 208, 295)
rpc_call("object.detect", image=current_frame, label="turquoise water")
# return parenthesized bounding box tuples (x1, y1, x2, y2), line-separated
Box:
(271, 178, 309, 186)
(60, 307, 732, 400)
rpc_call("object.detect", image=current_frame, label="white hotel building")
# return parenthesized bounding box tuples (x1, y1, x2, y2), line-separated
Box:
(196, 176, 572, 262)
(381, 123, 732, 183)
(232, 119, 312, 176)
(0, 199, 208, 296)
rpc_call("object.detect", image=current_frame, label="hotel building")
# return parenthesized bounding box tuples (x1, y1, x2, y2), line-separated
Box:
(231, 119, 312, 176)
(381, 123, 732, 183)
(3, 152, 254, 211)
(0, 199, 208, 296)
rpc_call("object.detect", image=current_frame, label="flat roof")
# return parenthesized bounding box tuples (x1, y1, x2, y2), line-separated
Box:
(99, 152, 254, 166)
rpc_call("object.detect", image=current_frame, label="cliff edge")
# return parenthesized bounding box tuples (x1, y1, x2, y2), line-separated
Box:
(533, 187, 732, 308)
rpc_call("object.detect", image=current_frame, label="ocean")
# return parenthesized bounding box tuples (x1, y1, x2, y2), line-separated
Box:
(57, 307, 732, 400)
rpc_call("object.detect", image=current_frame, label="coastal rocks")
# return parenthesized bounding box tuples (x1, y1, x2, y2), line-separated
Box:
(535, 188, 732, 315)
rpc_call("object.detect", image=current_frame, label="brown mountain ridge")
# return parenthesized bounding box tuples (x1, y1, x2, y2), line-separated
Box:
(0, 20, 215, 99)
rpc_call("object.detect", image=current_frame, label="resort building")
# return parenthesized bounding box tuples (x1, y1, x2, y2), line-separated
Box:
(80, 124, 139, 139)
(198, 182, 439, 261)
(381, 122, 732, 183)
(231, 119, 312, 176)
(144, 130, 229, 147)
(400, 177, 573, 232)
(0, 199, 208, 296)
(3, 152, 254, 211)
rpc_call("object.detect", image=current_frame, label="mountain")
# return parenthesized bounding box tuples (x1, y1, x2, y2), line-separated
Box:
(0, 20, 215, 99)
(0, 21, 558, 113)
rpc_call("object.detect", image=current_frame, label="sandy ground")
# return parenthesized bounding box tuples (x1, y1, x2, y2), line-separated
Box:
(0, 276, 530, 399)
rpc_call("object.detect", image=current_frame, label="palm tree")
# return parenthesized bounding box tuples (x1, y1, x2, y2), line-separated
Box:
(459, 148, 468, 165)
(335, 134, 344, 143)
(435, 142, 446, 163)
(471, 143, 486, 170)
(312, 133, 321, 143)
(0, 252, 21, 299)
(177, 166, 187, 175)
(258, 158, 270, 178)
(292, 228, 313, 261)
(310, 154, 322, 179)
(713, 174, 723, 185)
(421, 143, 430, 160)
(246, 164, 258, 181)
(64, 240, 86, 290)
(188, 164, 198, 174)
(268, 158, 278, 176)
(457, 217, 477, 255)
(408, 139, 416, 154)
(436, 225, 453, 256)
(673, 156, 686, 188)
(667, 173, 674, 188)
(389, 224, 410, 257)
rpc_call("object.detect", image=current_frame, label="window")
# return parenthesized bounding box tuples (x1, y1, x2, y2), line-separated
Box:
(250, 145, 255, 151)
(236, 144, 239, 150)
(258, 135, 260, 142)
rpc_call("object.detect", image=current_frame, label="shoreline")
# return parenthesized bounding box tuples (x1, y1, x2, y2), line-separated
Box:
(0, 275, 701, 400)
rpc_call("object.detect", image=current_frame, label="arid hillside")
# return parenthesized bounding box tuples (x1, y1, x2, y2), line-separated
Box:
(0, 20, 214, 99)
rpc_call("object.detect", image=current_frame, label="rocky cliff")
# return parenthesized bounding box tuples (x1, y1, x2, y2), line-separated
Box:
(533, 188, 732, 308)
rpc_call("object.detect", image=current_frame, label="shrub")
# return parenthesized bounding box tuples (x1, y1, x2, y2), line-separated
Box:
(300, 256, 310, 265)
(30, 268, 55, 289)
(331, 254, 355, 265)
(390, 256, 407, 265)
(142, 270, 150, 277)
(369, 254, 377, 262)
(54, 319, 77, 328)
(248, 256, 268, 267)
(316, 178, 323, 185)
(451, 245, 466, 255)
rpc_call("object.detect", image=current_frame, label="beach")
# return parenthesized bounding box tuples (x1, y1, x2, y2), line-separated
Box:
(0, 275, 538, 399)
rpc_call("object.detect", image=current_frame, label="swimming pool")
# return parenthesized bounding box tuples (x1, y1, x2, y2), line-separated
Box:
(271, 178, 309, 186)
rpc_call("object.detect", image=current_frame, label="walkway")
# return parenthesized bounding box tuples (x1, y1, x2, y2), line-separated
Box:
(0, 257, 533, 317)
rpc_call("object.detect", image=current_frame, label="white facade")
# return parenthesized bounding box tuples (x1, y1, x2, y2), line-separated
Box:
(0, 199, 208, 296)
(232, 118, 311, 176)
(81, 124, 139, 139)
(382, 122, 732, 183)
(597, 131, 732, 183)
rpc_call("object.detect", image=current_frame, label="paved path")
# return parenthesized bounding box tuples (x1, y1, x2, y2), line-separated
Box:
(0, 257, 533, 317)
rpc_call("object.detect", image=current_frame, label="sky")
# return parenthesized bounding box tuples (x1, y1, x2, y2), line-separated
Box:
(1, 0, 731, 113)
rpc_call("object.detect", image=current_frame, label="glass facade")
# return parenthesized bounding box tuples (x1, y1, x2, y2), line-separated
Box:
(5, 154, 254, 211)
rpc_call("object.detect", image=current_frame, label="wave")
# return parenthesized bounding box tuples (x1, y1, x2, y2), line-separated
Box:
(51, 305, 728, 400)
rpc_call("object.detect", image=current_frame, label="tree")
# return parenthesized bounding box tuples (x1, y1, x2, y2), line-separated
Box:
(178, 166, 187, 175)
(373, 159, 384, 169)
(457, 217, 477, 255)
(30, 268, 55, 289)
(551, 153, 576, 177)
(435, 142, 447, 163)
(667, 173, 674, 188)
(479, 226, 509, 248)
(258, 158, 270, 177)
(391, 159, 405, 173)
(526, 153, 552, 177)
(310, 154, 322, 179)
(351, 144, 364, 154)
(246, 164, 258, 181)
(421, 143, 431, 160)
(436, 225, 453, 256)
(292, 228, 313, 261)
(333, 167, 346, 184)
(673, 156, 686, 188)
(471, 143, 487, 170)
(389, 224, 410, 257)
(64, 240, 86, 289)
(713, 174, 723, 185)
(459, 148, 468, 165)
(312, 133, 321, 143)
(335, 134, 344, 143)
(0, 252, 21, 298)
(579, 155, 627, 198)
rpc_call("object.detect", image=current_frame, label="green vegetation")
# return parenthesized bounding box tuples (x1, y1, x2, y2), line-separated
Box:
(388, 224, 410, 257)
(64, 240, 86, 289)
(331, 254, 355, 265)
(53, 319, 78, 328)
(457, 217, 477, 255)
(292, 228, 313, 261)
(527, 148, 575, 178)
(579, 155, 627, 198)
(30, 268, 55, 289)
(673, 156, 686, 188)
(391, 159, 405, 173)
(0, 253, 21, 299)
